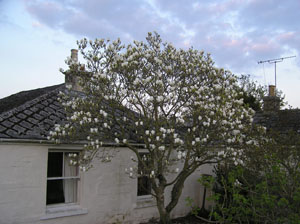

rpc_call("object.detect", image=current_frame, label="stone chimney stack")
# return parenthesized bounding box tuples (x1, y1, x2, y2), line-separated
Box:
(71, 49, 78, 62)
(263, 85, 280, 112)
(65, 49, 83, 92)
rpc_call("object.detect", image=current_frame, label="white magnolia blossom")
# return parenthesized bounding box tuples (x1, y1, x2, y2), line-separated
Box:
(174, 138, 183, 144)
(50, 32, 267, 217)
(80, 166, 87, 172)
(158, 146, 165, 151)
(178, 153, 182, 159)
(232, 130, 240, 136)
(157, 96, 164, 102)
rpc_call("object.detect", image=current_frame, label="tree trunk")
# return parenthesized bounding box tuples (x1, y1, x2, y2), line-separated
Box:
(166, 166, 197, 213)
(158, 212, 171, 224)
(157, 204, 171, 224)
(155, 166, 199, 223)
(156, 188, 172, 224)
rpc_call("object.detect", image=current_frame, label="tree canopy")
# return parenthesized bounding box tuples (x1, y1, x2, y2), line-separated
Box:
(49, 32, 265, 224)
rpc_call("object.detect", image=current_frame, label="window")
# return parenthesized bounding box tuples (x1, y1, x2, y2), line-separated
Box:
(137, 153, 151, 196)
(46, 151, 79, 205)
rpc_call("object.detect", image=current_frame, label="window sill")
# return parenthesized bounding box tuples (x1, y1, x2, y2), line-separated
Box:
(135, 195, 156, 209)
(41, 204, 88, 220)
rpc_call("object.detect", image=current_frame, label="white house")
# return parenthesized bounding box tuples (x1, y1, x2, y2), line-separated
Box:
(0, 54, 213, 223)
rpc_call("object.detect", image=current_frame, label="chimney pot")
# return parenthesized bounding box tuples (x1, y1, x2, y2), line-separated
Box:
(263, 85, 280, 112)
(71, 49, 78, 62)
(65, 49, 82, 92)
(269, 85, 276, 97)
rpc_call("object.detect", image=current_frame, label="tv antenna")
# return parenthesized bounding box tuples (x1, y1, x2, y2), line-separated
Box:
(258, 55, 296, 87)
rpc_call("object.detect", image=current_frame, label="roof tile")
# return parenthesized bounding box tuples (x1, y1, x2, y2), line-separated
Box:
(16, 113, 27, 119)
(33, 113, 43, 121)
(2, 120, 14, 128)
(12, 125, 26, 134)
(6, 129, 19, 137)
(0, 84, 66, 140)
(45, 107, 55, 114)
(35, 104, 45, 110)
(49, 104, 60, 111)
(0, 133, 9, 138)
(9, 116, 21, 123)
(39, 110, 50, 117)
(27, 117, 39, 125)
(24, 109, 33, 116)
(0, 112, 13, 120)
(30, 107, 39, 113)
(19, 120, 33, 129)
(0, 125, 7, 132)
(43, 118, 55, 126)
(41, 101, 49, 107)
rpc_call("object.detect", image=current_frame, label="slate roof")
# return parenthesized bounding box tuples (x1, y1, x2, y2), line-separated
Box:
(0, 84, 137, 143)
(0, 84, 66, 140)
(254, 110, 300, 134)
(1, 83, 300, 141)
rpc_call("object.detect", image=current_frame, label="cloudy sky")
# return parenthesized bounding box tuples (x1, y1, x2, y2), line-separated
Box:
(1, 0, 300, 107)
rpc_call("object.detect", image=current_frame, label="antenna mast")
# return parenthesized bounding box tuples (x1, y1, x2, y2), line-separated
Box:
(258, 55, 296, 87)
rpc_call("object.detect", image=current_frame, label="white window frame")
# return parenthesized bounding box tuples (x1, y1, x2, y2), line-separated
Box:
(46, 150, 80, 205)
(135, 150, 155, 208)
(41, 148, 87, 220)
(137, 151, 152, 197)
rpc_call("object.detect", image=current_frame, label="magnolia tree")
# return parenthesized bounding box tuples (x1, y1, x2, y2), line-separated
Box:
(49, 32, 265, 224)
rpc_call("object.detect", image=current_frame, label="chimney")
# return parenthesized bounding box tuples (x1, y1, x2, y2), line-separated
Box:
(71, 49, 78, 62)
(268, 85, 276, 97)
(263, 85, 280, 112)
(65, 49, 83, 92)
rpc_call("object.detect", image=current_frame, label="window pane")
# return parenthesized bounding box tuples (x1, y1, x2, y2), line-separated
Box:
(137, 153, 151, 196)
(46, 180, 64, 204)
(46, 179, 78, 205)
(64, 153, 78, 177)
(64, 179, 78, 203)
(46, 151, 79, 205)
(138, 176, 151, 196)
(47, 152, 63, 177)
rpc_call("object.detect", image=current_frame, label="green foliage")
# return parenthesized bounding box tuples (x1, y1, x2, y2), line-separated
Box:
(210, 131, 300, 224)
(185, 196, 200, 216)
(237, 74, 287, 110)
(238, 74, 266, 111)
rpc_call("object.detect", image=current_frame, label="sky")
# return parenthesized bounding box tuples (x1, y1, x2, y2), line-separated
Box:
(1, 0, 300, 108)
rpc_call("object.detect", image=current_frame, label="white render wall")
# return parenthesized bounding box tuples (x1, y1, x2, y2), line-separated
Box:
(0, 143, 48, 224)
(0, 142, 214, 224)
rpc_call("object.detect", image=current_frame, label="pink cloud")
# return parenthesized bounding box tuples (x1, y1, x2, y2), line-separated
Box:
(31, 21, 43, 28)
(277, 32, 296, 42)
(251, 43, 274, 53)
(210, 0, 242, 14)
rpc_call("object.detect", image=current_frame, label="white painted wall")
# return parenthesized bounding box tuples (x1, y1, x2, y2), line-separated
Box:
(0, 142, 214, 224)
(0, 143, 48, 224)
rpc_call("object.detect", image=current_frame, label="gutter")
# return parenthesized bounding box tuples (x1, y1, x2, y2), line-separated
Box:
(0, 138, 57, 144)
(0, 138, 145, 148)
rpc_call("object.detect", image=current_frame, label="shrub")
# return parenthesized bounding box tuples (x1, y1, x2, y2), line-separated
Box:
(210, 131, 300, 224)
